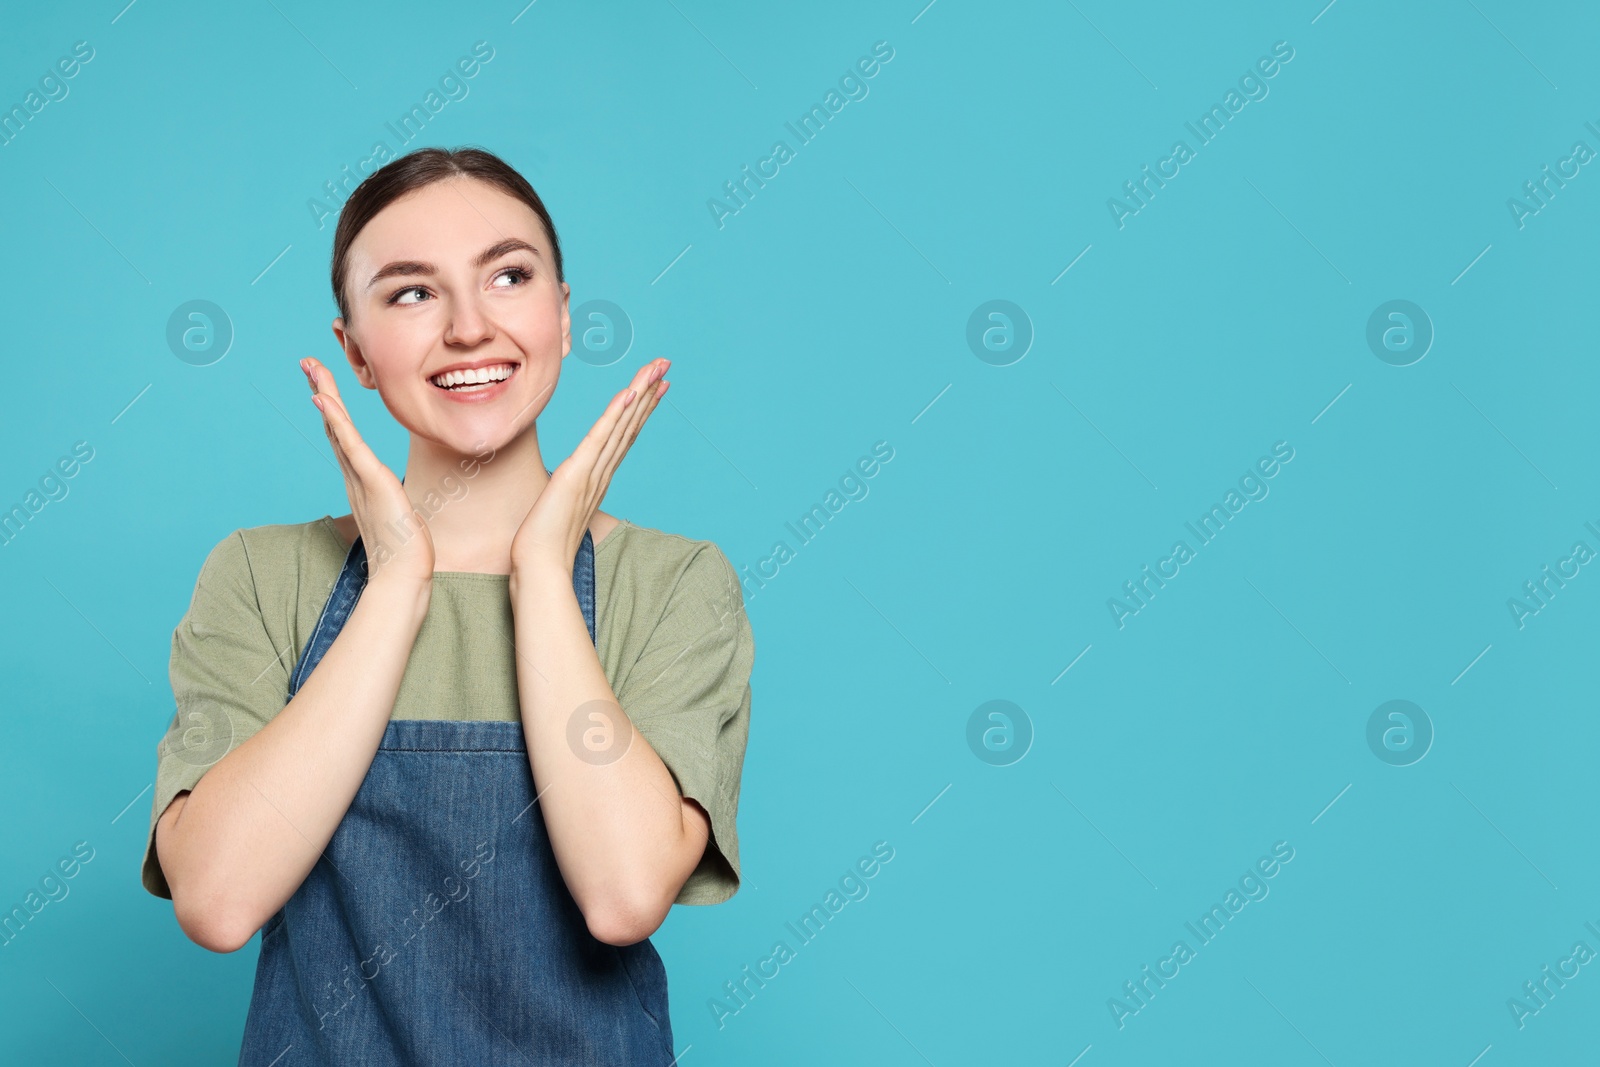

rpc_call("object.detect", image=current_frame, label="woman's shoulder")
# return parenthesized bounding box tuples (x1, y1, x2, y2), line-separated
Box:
(605, 517, 733, 569)
(192, 516, 346, 593)
(602, 518, 743, 605)
(224, 515, 344, 558)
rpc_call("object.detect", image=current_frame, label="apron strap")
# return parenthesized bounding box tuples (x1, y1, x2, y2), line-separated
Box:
(289, 467, 597, 699)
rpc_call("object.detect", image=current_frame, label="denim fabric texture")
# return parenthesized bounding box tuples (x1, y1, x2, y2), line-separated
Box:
(238, 521, 675, 1065)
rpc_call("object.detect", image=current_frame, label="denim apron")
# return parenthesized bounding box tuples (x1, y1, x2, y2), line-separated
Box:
(237, 523, 675, 1066)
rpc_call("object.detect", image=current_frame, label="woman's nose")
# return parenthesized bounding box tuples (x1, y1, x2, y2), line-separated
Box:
(444, 297, 494, 345)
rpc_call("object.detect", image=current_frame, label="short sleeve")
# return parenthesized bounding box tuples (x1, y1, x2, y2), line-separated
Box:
(619, 543, 754, 905)
(142, 530, 292, 900)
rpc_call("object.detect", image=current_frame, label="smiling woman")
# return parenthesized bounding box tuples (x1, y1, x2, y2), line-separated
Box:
(143, 147, 754, 1066)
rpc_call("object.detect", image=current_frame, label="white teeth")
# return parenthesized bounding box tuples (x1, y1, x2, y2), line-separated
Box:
(430, 363, 516, 388)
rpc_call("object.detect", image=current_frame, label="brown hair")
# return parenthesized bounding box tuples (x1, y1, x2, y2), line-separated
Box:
(329, 146, 565, 322)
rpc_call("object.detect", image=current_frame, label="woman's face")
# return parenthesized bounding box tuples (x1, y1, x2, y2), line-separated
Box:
(333, 176, 570, 458)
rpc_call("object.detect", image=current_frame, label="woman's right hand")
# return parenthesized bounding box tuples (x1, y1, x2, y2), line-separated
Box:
(301, 357, 435, 588)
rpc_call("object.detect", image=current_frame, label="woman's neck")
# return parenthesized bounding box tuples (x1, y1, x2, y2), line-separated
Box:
(403, 427, 547, 574)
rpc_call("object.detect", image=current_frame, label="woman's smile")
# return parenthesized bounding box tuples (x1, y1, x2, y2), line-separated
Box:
(426, 358, 520, 403)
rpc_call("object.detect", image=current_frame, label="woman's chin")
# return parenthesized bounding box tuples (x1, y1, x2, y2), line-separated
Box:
(432, 425, 515, 460)
(382, 385, 546, 461)
(380, 409, 504, 458)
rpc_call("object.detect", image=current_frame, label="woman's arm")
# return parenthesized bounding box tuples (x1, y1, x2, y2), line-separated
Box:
(156, 574, 431, 953)
(158, 357, 437, 953)
(509, 561, 711, 947)
(505, 357, 708, 946)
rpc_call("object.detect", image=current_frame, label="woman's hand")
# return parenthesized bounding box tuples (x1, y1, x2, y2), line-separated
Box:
(509, 358, 670, 575)
(301, 357, 435, 588)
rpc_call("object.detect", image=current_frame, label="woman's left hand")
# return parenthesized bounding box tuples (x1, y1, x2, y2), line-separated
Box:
(509, 357, 671, 575)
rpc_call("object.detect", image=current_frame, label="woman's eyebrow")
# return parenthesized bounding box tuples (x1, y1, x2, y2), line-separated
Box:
(366, 238, 544, 289)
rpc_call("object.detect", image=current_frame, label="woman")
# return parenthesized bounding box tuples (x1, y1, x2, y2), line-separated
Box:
(141, 146, 754, 1065)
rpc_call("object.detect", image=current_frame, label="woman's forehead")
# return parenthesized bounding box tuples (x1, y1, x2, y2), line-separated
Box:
(371, 180, 537, 236)
(353, 182, 550, 266)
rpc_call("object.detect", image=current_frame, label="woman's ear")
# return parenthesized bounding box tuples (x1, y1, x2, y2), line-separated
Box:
(559, 281, 571, 360)
(330, 317, 379, 389)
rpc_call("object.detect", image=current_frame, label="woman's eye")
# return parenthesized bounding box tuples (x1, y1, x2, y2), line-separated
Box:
(493, 267, 533, 288)
(388, 267, 529, 306)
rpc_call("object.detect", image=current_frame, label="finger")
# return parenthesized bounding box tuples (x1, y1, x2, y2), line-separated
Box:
(301, 362, 363, 458)
(571, 377, 648, 468)
(619, 361, 668, 436)
(605, 360, 668, 451)
(604, 360, 668, 452)
(312, 392, 363, 495)
(305, 360, 360, 465)
(300, 359, 348, 467)
(590, 377, 659, 482)
(637, 371, 668, 419)
(565, 359, 668, 492)
(620, 357, 666, 396)
(610, 371, 664, 459)
(619, 381, 664, 464)
(593, 374, 665, 484)
(312, 387, 389, 497)
(302, 357, 348, 407)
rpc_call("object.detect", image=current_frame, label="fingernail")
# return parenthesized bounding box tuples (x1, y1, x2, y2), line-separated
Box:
(313, 396, 325, 412)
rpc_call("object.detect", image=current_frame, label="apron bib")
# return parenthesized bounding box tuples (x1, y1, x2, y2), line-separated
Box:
(237, 524, 675, 1066)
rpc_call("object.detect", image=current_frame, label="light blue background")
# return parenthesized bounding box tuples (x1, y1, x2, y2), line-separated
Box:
(1, 1, 1595, 1063)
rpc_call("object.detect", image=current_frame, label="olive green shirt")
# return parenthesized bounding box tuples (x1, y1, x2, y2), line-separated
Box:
(142, 515, 753, 906)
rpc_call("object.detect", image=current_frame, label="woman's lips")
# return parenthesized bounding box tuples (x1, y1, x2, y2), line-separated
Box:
(429, 363, 518, 404)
